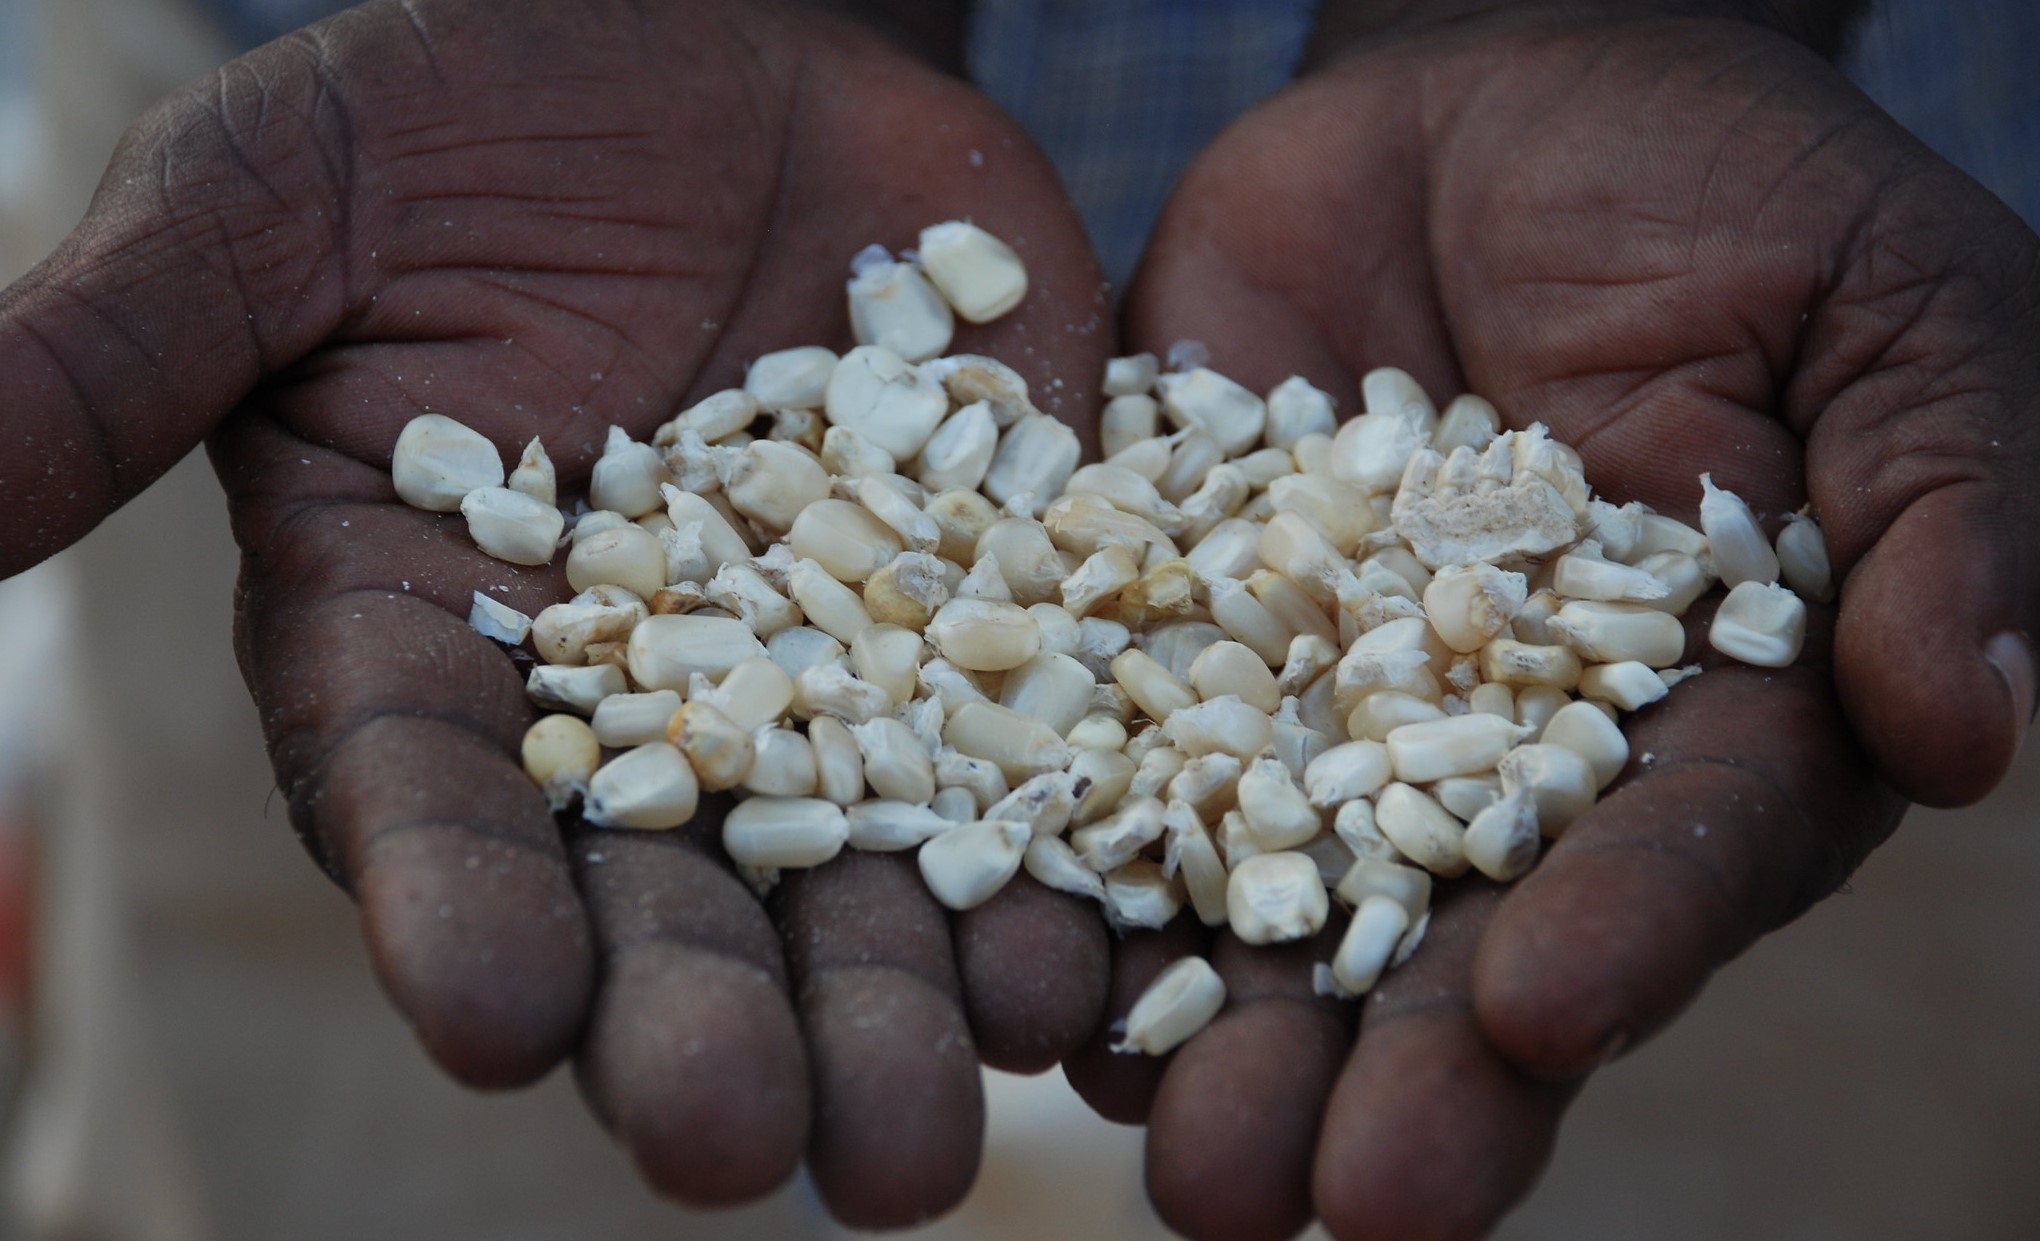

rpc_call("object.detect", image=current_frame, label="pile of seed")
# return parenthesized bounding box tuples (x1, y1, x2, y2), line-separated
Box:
(389, 221, 1829, 1055)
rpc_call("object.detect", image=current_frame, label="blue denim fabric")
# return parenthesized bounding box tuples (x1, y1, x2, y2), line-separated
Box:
(204, 0, 2037, 267)
(968, 0, 1319, 291)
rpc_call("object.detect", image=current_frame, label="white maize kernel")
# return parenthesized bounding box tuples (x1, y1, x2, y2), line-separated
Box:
(664, 700, 754, 791)
(1335, 856, 1433, 920)
(1432, 394, 1500, 454)
(1776, 513, 1834, 603)
(522, 714, 599, 810)
(852, 717, 936, 804)
(846, 800, 953, 852)
(931, 785, 981, 825)
(1160, 801, 1231, 927)
(565, 523, 665, 600)
(785, 498, 903, 583)
(725, 797, 849, 869)
(461, 486, 564, 565)
(825, 344, 948, 460)
(1433, 774, 1504, 823)
(998, 652, 1095, 737)
(1709, 580, 1807, 668)
(1498, 743, 1597, 837)
(392, 414, 504, 511)
(917, 401, 999, 493)
(1327, 895, 1410, 997)
(1423, 563, 1529, 653)
(1303, 740, 1394, 808)
(934, 748, 1011, 812)
(917, 221, 1028, 322)
(919, 819, 1032, 910)
(926, 598, 1041, 672)
(1374, 782, 1470, 877)
(791, 663, 892, 725)
(1480, 638, 1583, 690)
(1384, 713, 1533, 784)
(984, 415, 1081, 517)
(584, 743, 699, 830)
(1548, 600, 1686, 667)
(591, 689, 683, 748)
(943, 701, 1072, 783)
(1463, 785, 1542, 881)
(661, 485, 754, 568)
(1102, 353, 1161, 398)
(1264, 375, 1338, 449)
(847, 252, 954, 362)
(1113, 956, 1227, 1056)
(1226, 852, 1331, 945)
(787, 558, 875, 645)
(1155, 432, 1227, 504)
(744, 346, 836, 410)
(588, 425, 670, 519)
(1156, 367, 1266, 455)
(1160, 695, 1276, 760)
(1024, 834, 1108, 901)
(625, 614, 766, 692)
(807, 716, 868, 806)
(1347, 690, 1447, 743)
(1104, 859, 1184, 931)
(1551, 541, 1671, 603)
(506, 437, 556, 505)
(1540, 699, 1631, 790)
(1166, 752, 1243, 824)
(469, 592, 533, 645)
(1187, 640, 1281, 713)
(1577, 660, 1670, 711)
(744, 727, 820, 799)
(1100, 394, 1161, 462)
(719, 440, 830, 534)
(1332, 798, 1400, 863)
(1070, 796, 1167, 872)
(1236, 756, 1320, 851)
(1698, 473, 1780, 587)
(1361, 366, 1438, 430)
(526, 663, 628, 715)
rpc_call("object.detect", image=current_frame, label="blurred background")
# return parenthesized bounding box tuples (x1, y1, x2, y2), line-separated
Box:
(0, 1, 2033, 1238)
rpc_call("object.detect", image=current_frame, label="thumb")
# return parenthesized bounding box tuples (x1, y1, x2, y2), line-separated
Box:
(0, 39, 346, 576)
(1807, 178, 2040, 808)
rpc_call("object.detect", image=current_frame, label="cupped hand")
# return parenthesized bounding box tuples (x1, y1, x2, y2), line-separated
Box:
(0, 0, 1115, 1224)
(1094, 8, 2038, 1237)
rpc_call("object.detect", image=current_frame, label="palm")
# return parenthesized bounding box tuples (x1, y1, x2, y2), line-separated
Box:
(1110, 13, 2038, 1239)
(0, 0, 1112, 1225)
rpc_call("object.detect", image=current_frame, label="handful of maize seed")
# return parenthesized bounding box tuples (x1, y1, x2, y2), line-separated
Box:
(394, 220, 1829, 1056)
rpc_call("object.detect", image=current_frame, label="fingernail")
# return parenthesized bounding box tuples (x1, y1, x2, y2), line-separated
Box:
(1984, 631, 2036, 750)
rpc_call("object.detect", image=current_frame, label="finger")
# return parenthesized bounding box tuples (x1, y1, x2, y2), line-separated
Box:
(1145, 925, 1354, 1241)
(0, 20, 385, 576)
(569, 817, 809, 1206)
(951, 874, 1110, 1073)
(1800, 178, 2040, 807)
(691, 12, 1114, 446)
(219, 419, 591, 1088)
(1474, 658, 1905, 1079)
(774, 850, 984, 1229)
(1122, 73, 1464, 406)
(1314, 888, 1576, 1241)
(1061, 916, 1208, 1124)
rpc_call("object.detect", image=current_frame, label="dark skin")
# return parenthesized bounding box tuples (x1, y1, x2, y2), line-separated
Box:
(2, 0, 2034, 1236)
(0, 0, 1114, 1226)
(1079, 1, 2040, 1237)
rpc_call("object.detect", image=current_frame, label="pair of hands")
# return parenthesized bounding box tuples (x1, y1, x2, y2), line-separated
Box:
(1, 0, 2033, 1236)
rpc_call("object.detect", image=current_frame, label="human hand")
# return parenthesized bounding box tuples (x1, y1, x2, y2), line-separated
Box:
(0, 0, 1115, 1224)
(1089, 3, 2039, 1236)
